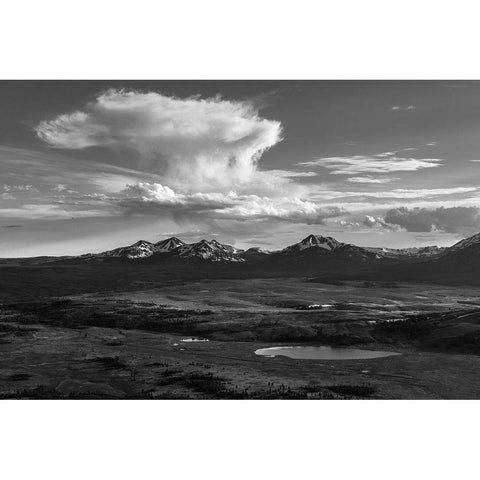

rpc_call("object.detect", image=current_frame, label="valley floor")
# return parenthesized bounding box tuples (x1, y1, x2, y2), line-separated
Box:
(1, 279, 480, 399)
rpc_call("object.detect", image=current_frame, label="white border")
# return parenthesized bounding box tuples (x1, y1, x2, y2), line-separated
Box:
(2, 1, 480, 478)
(2, 0, 480, 79)
(1, 400, 479, 480)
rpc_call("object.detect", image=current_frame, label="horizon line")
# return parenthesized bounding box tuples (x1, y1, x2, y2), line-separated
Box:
(1, 232, 471, 259)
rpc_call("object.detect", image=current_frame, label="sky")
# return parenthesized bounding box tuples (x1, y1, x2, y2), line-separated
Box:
(2, 80, 480, 257)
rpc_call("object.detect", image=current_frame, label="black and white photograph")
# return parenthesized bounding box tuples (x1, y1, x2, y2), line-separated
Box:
(2, 2, 479, 479)
(3, 80, 480, 400)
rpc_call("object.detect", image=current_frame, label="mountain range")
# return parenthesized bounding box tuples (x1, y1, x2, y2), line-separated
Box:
(74, 233, 447, 263)
(2, 232, 480, 288)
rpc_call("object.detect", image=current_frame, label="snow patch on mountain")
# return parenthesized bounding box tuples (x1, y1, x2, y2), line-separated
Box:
(154, 237, 185, 253)
(98, 240, 155, 259)
(366, 245, 445, 258)
(178, 239, 244, 262)
(80, 233, 452, 263)
(242, 247, 272, 255)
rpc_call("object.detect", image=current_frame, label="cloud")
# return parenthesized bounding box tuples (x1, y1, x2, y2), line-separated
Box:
(0, 204, 108, 220)
(263, 169, 317, 178)
(121, 182, 237, 211)
(363, 215, 391, 229)
(31, 91, 474, 242)
(347, 176, 397, 184)
(299, 152, 442, 174)
(384, 206, 480, 234)
(35, 89, 283, 192)
(367, 187, 477, 199)
(119, 182, 343, 225)
(1, 184, 37, 200)
(3, 184, 35, 192)
(310, 187, 477, 201)
(219, 196, 343, 225)
(391, 105, 416, 111)
(243, 238, 274, 246)
(363, 215, 379, 227)
(328, 219, 360, 228)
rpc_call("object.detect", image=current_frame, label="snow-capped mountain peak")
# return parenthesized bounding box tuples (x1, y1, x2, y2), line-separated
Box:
(154, 237, 185, 253)
(283, 234, 343, 252)
(178, 239, 244, 262)
(80, 232, 454, 264)
(97, 240, 155, 259)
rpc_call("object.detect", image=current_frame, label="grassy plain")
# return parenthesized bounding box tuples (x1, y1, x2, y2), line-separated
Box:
(1, 278, 480, 399)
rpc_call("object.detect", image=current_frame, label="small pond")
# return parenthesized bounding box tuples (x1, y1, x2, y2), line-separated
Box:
(255, 345, 400, 360)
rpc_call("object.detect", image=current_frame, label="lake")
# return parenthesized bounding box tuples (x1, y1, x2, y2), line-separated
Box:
(255, 345, 400, 360)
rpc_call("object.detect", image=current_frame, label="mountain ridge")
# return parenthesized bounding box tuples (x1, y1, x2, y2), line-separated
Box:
(79, 233, 449, 263)
(2, 232, 480, 297)
(2, 233, 468, 263)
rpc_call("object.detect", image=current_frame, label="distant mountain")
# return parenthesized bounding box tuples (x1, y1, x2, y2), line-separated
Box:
(92, 240, 156, 260)
(80, 237, 244, 263)
(365, 245, 445, 259)
(154, 237, 185, 253)
(333, 231, 480, 285)
(177, 239, 244, 262)
(7, 232, 477, 283)
(4, 232, 480, 294)
(239, 247, 272, 259)
(259, 234, 380, 276)
(431, 231, 480, 274)
(82, 236, 185, 260)
(282, 234, 342, 252)
(447, 232, 480, 253)
(24, 233, 451, 266)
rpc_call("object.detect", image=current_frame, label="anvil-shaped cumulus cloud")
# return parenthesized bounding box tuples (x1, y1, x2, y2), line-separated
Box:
(36, 89, 283, 192)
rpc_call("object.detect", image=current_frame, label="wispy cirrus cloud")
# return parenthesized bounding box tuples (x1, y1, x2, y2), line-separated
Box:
(299, 152, 443, 175)
(262, 169, 317, 178)
(361, 187, 477, 199)
(0, 204, 109, 220)
(311, 186, 477, 201)
(347, 176, 397, 184)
